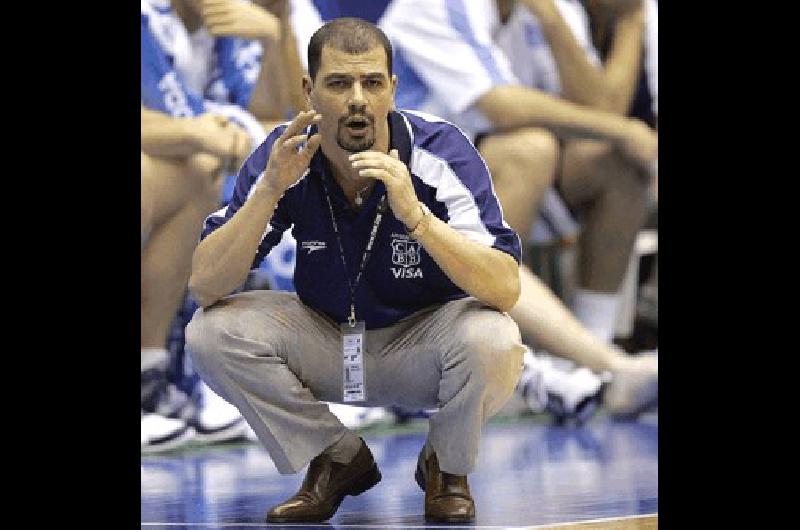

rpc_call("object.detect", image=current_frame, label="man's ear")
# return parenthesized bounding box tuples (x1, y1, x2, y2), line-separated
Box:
(302, 75, 314, 109)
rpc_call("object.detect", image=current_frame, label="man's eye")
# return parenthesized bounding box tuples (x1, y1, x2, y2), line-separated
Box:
(365, 79, 382, 88)
(328, 80, 347, 88)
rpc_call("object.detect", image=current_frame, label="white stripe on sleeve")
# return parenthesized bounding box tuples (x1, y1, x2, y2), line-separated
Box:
(410, 147, 495, 247)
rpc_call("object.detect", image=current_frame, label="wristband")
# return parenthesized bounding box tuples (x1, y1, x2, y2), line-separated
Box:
(408, 203, 432, 239)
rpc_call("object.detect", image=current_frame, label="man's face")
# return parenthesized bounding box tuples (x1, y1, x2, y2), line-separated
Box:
(305, 45, 397, 154)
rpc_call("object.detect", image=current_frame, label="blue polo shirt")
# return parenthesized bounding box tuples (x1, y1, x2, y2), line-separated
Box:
(202, 110, 521, 329)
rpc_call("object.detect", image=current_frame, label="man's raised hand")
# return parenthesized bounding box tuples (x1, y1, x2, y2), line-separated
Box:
(350, 149, 422, 228)
(258, 110, 322, 195)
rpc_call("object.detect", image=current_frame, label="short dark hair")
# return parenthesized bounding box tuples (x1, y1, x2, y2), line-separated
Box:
(307, 18, 393, 80)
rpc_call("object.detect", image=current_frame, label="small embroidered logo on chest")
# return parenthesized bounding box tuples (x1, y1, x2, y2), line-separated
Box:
(301, 241, 327, 254)
(391, 237, 423, 279)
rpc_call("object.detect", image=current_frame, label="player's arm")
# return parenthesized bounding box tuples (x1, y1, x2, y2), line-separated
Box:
(476, 86, 656, 166)
(520, 0, 644, 113)
(141, 107, 199, 157)
(350, 150, 520, 313)
(189, 111, 321, 307)
(252, 3, 310, 117)
(588, 0, 646, 114)
(245, 5, 291, 120)
(281, 6, 312, 114)
(141, 106, 252, 163)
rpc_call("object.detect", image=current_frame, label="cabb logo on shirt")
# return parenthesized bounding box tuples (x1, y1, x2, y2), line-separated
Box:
(391, 235, 423, 279)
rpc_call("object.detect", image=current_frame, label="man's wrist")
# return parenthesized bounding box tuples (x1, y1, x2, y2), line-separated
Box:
(403, 202, 423, 229)
(253, 174, 284, 201)
(407, 202, 432, 239)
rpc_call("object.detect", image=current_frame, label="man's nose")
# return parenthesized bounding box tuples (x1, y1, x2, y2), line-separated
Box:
(348, 82, 367, 111)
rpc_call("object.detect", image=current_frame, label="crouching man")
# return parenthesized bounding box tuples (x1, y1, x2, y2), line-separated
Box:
(186, 18, 525, 523)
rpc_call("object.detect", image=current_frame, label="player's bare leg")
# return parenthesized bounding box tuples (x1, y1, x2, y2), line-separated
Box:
(558, 139, 649, 293)
(511, 267, 623, 373)
(552, 139, 650, 342)
(141, 153, 224, 350)
(478, 128, 558, 243)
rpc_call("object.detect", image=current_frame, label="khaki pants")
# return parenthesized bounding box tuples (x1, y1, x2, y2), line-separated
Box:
(186, 291, 524, 475)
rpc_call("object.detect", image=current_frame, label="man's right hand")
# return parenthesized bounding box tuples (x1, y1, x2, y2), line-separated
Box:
(618, 118, 658, 169)
(258, 110, 322, 195)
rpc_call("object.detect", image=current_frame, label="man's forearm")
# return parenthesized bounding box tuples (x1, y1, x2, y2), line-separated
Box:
(189, 184, 282, 307)
(413, 212, 520, 312)
(477, 86, 632, 143)
(600, 7, 645, 114)
(523, 0, 607, 108)
(281, 12, 310, 113)
(248, 10, 308, 119)
(248, 34, 289, 120)
(529, 2, 644, 114)
(141, 111, 204, 157)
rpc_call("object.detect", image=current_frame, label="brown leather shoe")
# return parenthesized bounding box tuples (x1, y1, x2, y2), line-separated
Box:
(266, 438, 381, 523)
(415, 449, 476, 523)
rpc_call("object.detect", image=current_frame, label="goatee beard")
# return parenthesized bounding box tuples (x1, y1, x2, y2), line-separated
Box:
(338, 113, 376, 152)
(337, 135, 375, 153)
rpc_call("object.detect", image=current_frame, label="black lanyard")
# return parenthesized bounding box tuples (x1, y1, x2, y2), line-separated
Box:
(321, 181, 388, 327)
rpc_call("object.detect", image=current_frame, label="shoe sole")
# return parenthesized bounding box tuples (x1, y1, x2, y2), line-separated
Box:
(266, 463, 382, 523)
(425, 513, 476, 523)
(141, 427, 195, 455)
(192, 418, 250, 445)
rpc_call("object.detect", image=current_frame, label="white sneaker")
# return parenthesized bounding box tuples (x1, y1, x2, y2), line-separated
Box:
(243, 422, 259, 442)
(604, 351, 658, 417)
(327, 403, 392, 430)
(517, 348, 604, 423)
(192, 382, 249, 444)
(141, 413, 195, 454)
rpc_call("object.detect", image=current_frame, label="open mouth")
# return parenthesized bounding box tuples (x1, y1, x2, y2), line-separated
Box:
(344, 116, 371, 134)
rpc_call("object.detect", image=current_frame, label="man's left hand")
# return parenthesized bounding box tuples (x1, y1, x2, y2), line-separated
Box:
(199, 0, 281, 41)
(350, 149, 423, 229)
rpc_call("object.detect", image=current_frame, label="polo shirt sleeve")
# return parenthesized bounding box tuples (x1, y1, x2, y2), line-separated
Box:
(200, 125, 293, 270)
(381, 0, 519, 116)
(413, 121, 522, 263)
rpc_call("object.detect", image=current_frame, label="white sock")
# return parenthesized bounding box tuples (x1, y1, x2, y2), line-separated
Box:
(571, 289, 622, 343)
(141, 347, 169, 372)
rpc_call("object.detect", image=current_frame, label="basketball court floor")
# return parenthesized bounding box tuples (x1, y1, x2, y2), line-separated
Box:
(141, 412, 658, 529)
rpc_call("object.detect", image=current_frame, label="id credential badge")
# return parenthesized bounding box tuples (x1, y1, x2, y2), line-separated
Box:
(341, 321, 366, 402)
